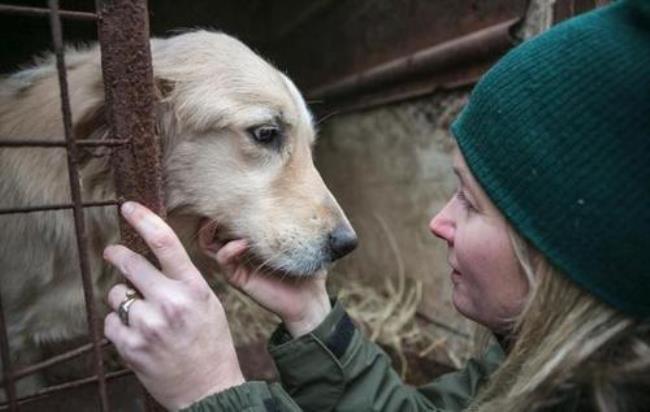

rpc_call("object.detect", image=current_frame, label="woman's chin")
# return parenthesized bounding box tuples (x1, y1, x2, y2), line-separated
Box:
(451, 290, 480, 324)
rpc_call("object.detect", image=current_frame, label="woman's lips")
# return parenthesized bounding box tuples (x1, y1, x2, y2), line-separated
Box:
(451, 269, 462, 281)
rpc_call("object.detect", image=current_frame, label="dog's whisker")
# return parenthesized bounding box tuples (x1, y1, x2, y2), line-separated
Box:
(315, 110, 340, 126)
(252, 249, 285, 275)
(247, 245, 302, 278)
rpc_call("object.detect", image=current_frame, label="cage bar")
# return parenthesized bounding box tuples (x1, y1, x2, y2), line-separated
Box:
(8, 340, 112, 384)
(0, 139, 129, 148)
(0, 200, 118, 216)
(0, 369, 132, 411)
(96, 0, 165, 258)
(96, 0, 166, 410)
(0, 4, 96, 21)
(0, 0, 165, 408)
(48, 1, 110, 410)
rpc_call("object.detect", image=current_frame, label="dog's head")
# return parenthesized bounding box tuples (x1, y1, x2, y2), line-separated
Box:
(147, 31, 357, 276)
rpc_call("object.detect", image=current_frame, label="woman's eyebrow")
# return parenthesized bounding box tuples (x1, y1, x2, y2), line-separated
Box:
(452, 166, 467, 186)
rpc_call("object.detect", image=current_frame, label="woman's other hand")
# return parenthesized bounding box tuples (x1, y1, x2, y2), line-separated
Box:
(214, 240, 331, 338)
(103, 202, 245, 411)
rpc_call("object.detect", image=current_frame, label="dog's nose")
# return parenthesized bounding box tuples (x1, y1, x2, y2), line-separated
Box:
(328, 225, 358, 261)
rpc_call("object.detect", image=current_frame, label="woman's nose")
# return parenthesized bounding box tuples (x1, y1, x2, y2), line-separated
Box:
(429, 200, 455, 243)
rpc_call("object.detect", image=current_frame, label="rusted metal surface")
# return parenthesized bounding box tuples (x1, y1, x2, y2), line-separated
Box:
(96, 0, 165, 258)
(0, 369, 132, 411)
(260, 0, 528, 114)
(0, 139, 129, 148)
(309, 18, 518, 107)
(299, 0, 608, 114)
(267, 0, 527, 90)
(48, 1, 110, 410)
(96, 1, 165, 410)
(0, 201, 118, 216)
(0, 4, 97, 21)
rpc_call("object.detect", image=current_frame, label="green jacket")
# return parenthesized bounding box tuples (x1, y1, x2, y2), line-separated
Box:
(183, 300, 504, 412)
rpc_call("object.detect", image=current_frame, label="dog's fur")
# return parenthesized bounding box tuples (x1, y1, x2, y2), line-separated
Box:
(0, 31, 355, 394)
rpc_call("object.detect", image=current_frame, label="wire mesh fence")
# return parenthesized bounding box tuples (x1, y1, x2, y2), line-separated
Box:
(0, 1, 164, 410)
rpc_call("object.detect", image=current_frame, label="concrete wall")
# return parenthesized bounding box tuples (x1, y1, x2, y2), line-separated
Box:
(314, 91, 475, 363)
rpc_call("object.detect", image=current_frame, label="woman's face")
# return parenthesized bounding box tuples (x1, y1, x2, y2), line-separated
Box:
(429, 145, 528, 334)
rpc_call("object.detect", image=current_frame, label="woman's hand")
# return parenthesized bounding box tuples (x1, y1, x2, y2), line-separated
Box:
(103, 202, 244, 411)
(214, 241, 331, 338)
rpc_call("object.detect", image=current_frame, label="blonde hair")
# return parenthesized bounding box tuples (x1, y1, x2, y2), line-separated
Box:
(468, 230, 650, 411)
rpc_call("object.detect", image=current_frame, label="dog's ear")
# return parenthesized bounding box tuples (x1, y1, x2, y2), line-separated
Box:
(68, 88, 115, 194)
(153, 77, 178, 153)
(74, 103, 107, 141)
(73, 76, 177, 165)
(71, 93, 111, 174)
(154, 77, 174, 100)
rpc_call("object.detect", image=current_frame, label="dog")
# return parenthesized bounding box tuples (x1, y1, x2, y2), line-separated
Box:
(0, 30, 357, 395)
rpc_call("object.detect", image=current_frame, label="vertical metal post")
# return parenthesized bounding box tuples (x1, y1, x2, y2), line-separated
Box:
(95, 1, 166, 410)
(96, 0, 165, 259)
(48, 1, 110, 411)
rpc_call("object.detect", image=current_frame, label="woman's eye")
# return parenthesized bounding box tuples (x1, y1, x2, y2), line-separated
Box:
(456, 190, 474, 211)
(249, 125, 282, 145)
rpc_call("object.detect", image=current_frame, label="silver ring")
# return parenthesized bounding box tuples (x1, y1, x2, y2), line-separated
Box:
(118, 297, 137, 326)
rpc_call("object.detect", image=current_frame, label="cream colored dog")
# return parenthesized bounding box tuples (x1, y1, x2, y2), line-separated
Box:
(0, 30, 357, 394)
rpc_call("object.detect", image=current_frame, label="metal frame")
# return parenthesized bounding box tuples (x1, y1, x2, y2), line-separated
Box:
(0, 1, 164, 411)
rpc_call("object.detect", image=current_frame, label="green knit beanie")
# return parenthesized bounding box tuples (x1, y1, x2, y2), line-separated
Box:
(451, 0, 650, 318)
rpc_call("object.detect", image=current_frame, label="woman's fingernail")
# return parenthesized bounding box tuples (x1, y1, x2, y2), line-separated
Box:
(102, 246, 113, 259)
(121, 202, 135, 215)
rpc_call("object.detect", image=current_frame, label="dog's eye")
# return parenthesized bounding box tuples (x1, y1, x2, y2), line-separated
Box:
(248, 125, 282, 146)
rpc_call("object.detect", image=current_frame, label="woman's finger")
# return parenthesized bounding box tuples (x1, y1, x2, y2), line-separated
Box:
(107, 283, 131, 310)
(104, 245, 173, 300)
(120, 202, 198, 281)
(215, 239, 248, 269)
(106, 288, 167, 343)
(104, 312, 146, 359)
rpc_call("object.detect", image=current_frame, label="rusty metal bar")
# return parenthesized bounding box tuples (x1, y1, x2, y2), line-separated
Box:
(0, 291, 18, 411)
(0, 139, 129, 148)
(0, 4, 97, 21)
(308, 18, 519, 101)
(0, 369, 132, 411)
(0, 200, 118, 216)
(96, 0, 165, 258)
(96, 1, 165, 410)
(48, 1, 110, 411)
(7, 340, 111, 384)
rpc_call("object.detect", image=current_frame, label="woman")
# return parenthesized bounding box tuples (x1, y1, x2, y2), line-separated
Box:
(103, 1, 649, 411)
